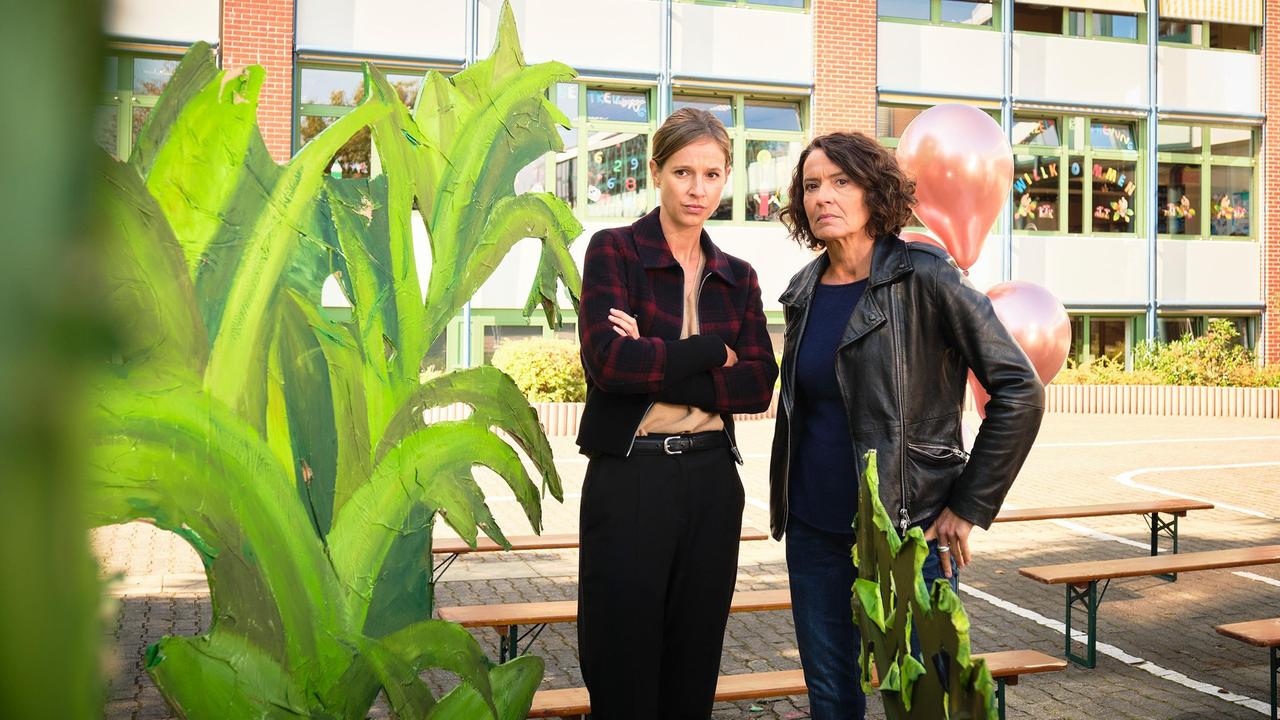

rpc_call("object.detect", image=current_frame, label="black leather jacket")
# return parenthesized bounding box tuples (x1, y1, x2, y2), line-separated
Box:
(768, 236, 1045, 540)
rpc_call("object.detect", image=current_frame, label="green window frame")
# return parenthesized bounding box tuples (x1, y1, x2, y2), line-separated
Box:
(679, 0, 809, 10)
(1013, 6, 1146, 43)
(710, 93, 807, 224)
(96, 51, 182, 161)
(1156, 313, 1259, 350)
(1156, 124, 1257, 241)
(878, 0, 1002, 28)
(1010, 114, 1142, 236)
(294, 61, 437, 178)
(1157, 19, 1259, 52)
(1068, 313, 1143, 366)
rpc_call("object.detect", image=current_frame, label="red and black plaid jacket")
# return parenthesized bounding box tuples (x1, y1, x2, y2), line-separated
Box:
(576, 208, 779, 457)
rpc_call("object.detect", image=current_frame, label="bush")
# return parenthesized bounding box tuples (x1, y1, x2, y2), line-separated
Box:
(491, 337, 586, 402)
(1133, 318, 1277, 387)
(1052, 355, 1160, 385)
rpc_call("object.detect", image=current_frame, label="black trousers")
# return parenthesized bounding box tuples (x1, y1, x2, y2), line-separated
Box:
(577, 446, 745, 720)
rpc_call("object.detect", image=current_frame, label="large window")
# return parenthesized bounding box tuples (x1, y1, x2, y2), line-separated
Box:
(1014, 5, 1142, 40)
(692, 0, 807, 8)
(1158, 314, 1258, 350)
(1157, 124, 1256, 239)
(1068, 314, 1139, 365)
(95, 52, 180, 161)
(296, 64, 427, 179)
(1010, 114, 1140, 235)
(879, 0, 996, 27)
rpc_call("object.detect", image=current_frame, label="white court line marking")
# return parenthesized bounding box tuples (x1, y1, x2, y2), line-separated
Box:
(1234, 571, 1280, 588)
(1114, 462, 1280, 520)
(959, 583, 1272, 715)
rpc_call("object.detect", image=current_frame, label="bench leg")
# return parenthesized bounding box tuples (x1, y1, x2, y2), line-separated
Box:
(996, 678, 1007, 720)
(498, 623, 548, 662)
(432, 552, 460, 584)
(1065, 581, 1099, 669)
(1147, 512, 1179, 582)
(1270, 646, 1277, 720)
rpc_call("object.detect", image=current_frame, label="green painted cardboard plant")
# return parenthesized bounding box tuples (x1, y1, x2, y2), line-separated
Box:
(853, 451, 998, 719)
(88, 4, 582, 717)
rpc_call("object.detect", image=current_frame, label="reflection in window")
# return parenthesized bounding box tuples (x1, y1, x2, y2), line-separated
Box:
(1012, 155, 1060, 232)
(484, 325, 543, 364)
(299, 116, 372, 179)
(133, 58, 178, 95)
(940, 0, 992, 25)
(1159, 19, 1203, 44)
(1091, 160, 1137, 234)
(300, 67, 423, 108)
(1159, 317, 1196, 342)
(587, 89, 649, 123)
(877, 106, 924, 140)
(586, 133, 649, 219)
(95, 106, 119, 159)
(1068, 316, 1084, 361)
(746, 140, 799, 222)
(673, 96, 734, 128)
(1092, 12, 1138, 40)
(1157, 163, 1201, 236)
(1158, 124, 1200, 153)
(1209, 126, 1252, 157)
(1067, 10, 1086, 36)
(1012, 117, 1060, 146)
(1090, 122, 1136, 151)
(1209, 166, 1251, 237)
(745, 101, 802, 132)
(878, 0, 929, 20)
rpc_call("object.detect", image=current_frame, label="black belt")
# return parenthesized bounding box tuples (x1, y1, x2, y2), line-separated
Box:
(631, 431, 729, 455)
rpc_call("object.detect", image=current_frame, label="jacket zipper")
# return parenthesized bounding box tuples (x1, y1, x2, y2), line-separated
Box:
(889, 284, 910, 533)
(907, 441, 971, 462)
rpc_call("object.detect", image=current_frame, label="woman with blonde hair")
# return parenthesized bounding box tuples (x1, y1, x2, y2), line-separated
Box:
(575, 108, 778, 719)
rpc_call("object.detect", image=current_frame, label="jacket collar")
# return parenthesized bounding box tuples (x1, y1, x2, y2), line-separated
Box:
(632, 208, 739, 286)
(779, 234, 913, 307)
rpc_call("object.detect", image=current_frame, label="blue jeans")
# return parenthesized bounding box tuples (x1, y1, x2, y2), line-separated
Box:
(785, 515, 958, 720)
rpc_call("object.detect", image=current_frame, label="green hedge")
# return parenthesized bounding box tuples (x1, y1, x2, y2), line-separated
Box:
(491, 337, 586, 402)
(1053, 319, 1280, 387)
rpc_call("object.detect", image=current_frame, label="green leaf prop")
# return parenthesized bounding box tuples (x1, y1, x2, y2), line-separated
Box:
(89, 2, 582, 717)
(853, 451, 998, 719)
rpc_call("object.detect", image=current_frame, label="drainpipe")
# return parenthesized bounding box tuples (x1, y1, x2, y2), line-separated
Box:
(461, 0, 480, 368)
(1146, 3, 1160, 343)
(1001, 0, 1014, 283)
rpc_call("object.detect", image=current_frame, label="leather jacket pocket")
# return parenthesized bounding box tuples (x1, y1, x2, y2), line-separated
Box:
(904, 442, 969, 523)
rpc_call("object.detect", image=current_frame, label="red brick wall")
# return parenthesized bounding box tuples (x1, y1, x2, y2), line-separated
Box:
(1265, 5, 1279, 365)
(221, 0, 295, 162)
(812, 0, 877, 137)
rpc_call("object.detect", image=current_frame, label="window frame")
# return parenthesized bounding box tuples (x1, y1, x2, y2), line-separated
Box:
(679, 0, 810, 11)
(1013, 6, 1146, 43)
(1155, 124, 1258, 241)
(733, 94, 808, 224)
(1069, 312, 1143, 367)
(877, 0, 1002, 30)
(1010, 114, 1143, 236)
(98, 50, 183, 161)
(1157, 19, 1259, 52)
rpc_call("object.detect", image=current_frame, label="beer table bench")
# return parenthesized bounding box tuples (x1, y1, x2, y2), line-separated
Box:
(1020, 544, 1280, 668)
(1215, 617, 1280, 720)
(438, 588, 792, 661)
(430, 525, 769, 582)
(527, 650, 1066, 720)
(994, 498, 1214, 577)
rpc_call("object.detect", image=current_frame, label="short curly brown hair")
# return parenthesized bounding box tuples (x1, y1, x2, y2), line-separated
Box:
(779, 132, 917, 251)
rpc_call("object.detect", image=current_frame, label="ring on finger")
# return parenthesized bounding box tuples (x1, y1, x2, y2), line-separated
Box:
(937, 545, 950, 553)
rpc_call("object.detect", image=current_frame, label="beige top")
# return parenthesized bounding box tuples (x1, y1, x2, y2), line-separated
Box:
(636, 253, 725, 436)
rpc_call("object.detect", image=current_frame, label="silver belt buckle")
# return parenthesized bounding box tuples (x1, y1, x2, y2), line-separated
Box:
(662, 436, 684, 455)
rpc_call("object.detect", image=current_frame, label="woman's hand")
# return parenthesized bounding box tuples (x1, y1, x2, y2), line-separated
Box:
(723, 345, 738, 367)
(608, 308, 640, 339)
(923, 508, 974, 578)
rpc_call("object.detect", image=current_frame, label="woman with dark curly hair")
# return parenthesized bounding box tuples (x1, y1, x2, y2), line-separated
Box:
(768, 132, 1044, 718)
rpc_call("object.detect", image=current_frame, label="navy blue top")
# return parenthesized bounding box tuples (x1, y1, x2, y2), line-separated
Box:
(789, 279, 866, 534)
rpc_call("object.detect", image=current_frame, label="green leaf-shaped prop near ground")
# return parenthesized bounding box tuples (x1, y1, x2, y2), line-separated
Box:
(852, 451, 998, 719)
(89, 3, 582, 717)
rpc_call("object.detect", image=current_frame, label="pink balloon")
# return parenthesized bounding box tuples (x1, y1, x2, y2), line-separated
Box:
(895, 105, 1013, 272)
(900, 231, 948, 253)
(968, 281, 1071, 419)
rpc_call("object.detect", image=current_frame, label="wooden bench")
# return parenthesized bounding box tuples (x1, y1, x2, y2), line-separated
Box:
(1215, 618, 1280, 719)
(430, 525, 769, 582)
(438, 589, 792, 661)
(995, 498, 1214, 579)
(528, 650, 1065, 720)
(1020, 544, 1280, 668)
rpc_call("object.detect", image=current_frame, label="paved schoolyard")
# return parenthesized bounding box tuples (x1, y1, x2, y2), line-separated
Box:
(95, 413, 1280, 719)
